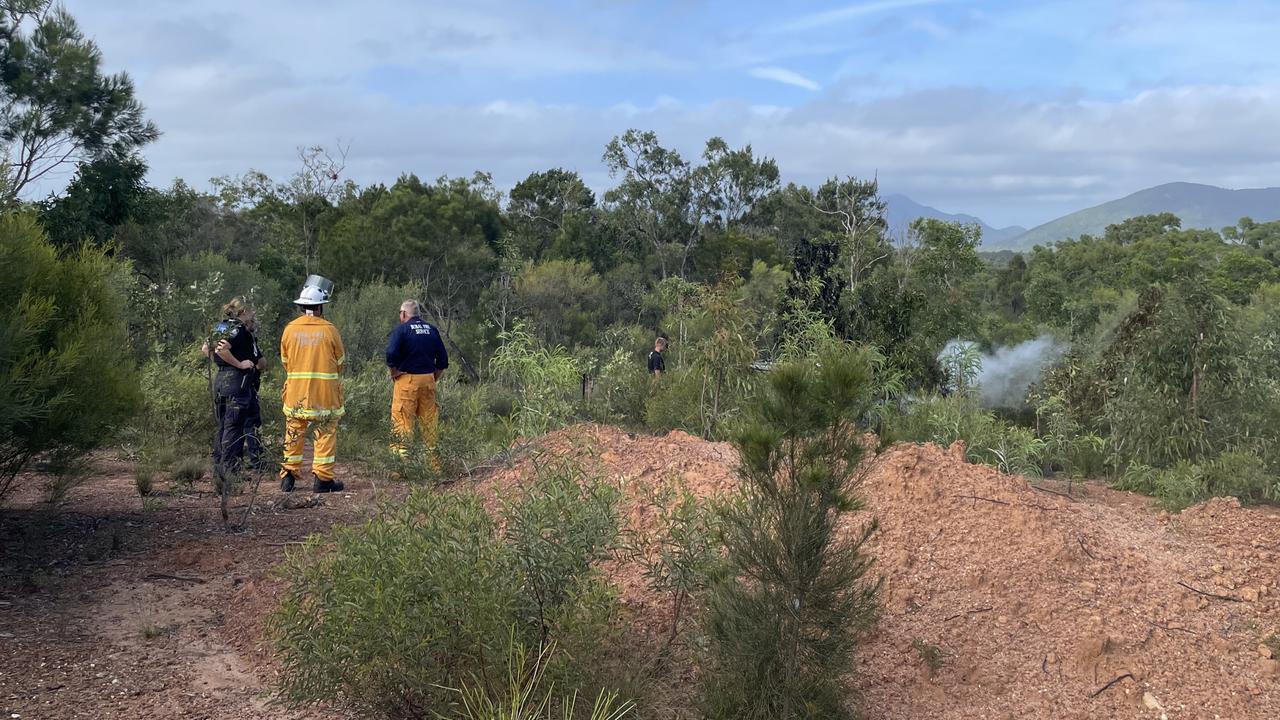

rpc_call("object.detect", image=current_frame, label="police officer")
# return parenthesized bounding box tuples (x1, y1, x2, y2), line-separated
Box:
(205, 296, 265, 479)
(386, 299, 449, 459)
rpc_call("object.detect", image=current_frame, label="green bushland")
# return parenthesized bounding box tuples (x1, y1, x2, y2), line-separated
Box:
(0, 213, 139, 501)
(270, 462, 630, 719)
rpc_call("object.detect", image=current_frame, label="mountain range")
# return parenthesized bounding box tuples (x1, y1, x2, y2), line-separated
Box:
(882, 194, 1027, 246)
(885, 182, 1280, 250)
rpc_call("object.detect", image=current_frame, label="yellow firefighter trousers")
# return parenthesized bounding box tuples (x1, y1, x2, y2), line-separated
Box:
(390, 373, 438, 456)
(281, 417, 338, 480)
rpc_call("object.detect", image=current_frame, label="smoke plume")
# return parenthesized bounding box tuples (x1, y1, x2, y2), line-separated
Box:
(940, 336, 1067, 408)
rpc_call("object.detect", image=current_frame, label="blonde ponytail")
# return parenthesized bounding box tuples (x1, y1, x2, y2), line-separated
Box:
(223, 296, 252, 320)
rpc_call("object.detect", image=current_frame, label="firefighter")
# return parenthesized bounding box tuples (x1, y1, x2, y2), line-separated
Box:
(204, 296, 265, 479)
(385, 299, 449, 461)
(279, 275, 347, 493)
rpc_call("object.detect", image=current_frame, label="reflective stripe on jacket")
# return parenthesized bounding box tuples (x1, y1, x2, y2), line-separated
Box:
(280, 314, 346, 419)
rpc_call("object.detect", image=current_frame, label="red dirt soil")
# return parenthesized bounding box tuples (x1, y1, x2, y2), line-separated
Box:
(3, 424, 1278, 719)
(477, 425, 1280, 720)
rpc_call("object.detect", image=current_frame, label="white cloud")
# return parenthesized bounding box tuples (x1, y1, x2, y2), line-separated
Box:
(35, 0, 1280, 228)
(117, 80, 1280, 228)
(749, 67, 822, 91)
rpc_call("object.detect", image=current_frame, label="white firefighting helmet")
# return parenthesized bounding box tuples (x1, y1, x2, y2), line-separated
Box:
(294, 274, 334, 305)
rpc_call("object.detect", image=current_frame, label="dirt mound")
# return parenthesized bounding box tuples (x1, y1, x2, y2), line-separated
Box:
(481, 424, 1280, 720)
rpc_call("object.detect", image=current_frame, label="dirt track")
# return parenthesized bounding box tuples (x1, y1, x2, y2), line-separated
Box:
(2, 425, 1278, 719)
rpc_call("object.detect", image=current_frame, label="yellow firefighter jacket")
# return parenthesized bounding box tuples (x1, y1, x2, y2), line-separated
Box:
(280, 314, 345, 420)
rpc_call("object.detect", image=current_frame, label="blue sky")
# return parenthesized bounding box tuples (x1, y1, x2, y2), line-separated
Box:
(56, 0, 1280, 228)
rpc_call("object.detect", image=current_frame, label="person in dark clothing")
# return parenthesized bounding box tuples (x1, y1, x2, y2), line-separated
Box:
(386, 299, 449, 458)
(648, 336, 667, 377)
(203, 297, 266, 478)
(238, 312, 265, 470)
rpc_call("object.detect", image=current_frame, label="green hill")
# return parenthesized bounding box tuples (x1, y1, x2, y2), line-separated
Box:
(1006, 182, 1280, 249)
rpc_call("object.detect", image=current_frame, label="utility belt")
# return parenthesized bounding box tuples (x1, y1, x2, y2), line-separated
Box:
(215, 364, 258, 396)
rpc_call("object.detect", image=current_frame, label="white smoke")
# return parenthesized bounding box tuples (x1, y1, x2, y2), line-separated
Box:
(940, 336, 1067, 408)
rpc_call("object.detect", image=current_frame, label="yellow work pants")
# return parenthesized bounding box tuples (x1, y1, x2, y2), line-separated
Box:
(281, 417, 338, 480)
(390, 373, 438, 455)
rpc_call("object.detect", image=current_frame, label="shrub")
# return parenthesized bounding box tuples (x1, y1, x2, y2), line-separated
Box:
(125, 251, 284, 362)
(1151, 461, 1208, 511)
(134, 469, 154, 497)
(1115, 451, 1279, 510)
(450, 635, 635, 720)
(434, 379, 513, 478)
(502, 464, 624, 701)
(170, 457, 206, 487)
(1205, 451, 1280, 505)
(125, 358, 217, 458)
(327, 280, 420, 369)
(700, 343, 882, 720)
(642, 367, 704, 436)
(273, 489, 512, 717)
(627, 480, 723, 648)
(272, 465, 627, 719)
(41, 456, 91, 506)
(1044, 282, 1277, 488)
(938, 341, 981, 398)
(1035, 394, 1107, 479)
(503, 463, 621, 645)
(589, 347, 650, 427)
(911, 638, 952, 676)
(647, 278, 759, 440)
(490, 320, 583, 439)
(977, 423, 1045, 477)
(887, 395, 1046, 477)
(337, 359, 395, 442)
(0, 213, 139, 501)
(513, 258, 607, 350)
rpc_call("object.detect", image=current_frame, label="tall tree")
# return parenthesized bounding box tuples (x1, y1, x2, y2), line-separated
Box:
(37, 151, 148, 247)
(0, 1, 158, 201)
(604, 131, 781, 280)
(602, 129, 702, 279)
(506, 168, 595, 263)
(698, 136, 780, 229)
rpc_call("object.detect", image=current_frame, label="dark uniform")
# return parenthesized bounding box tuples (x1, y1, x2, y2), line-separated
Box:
(647, 348, 665, 374)
(385, 315, 449, 454)
(211, 319, 263, 475)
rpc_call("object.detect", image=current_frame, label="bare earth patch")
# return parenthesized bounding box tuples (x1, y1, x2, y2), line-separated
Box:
(3, 426, 1277, 719)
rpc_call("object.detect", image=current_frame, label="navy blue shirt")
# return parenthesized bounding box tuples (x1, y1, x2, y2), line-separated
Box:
(212, 319, 261, 368)
(212, 319, 263, 389)
(386, 316, 449, 375)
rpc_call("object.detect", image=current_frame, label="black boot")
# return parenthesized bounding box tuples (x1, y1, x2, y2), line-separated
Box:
(280, 470, 297, 493)
(313, 477, 345, 493)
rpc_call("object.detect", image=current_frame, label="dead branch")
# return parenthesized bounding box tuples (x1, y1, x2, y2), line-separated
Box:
(944, 606, 993, 622)
(144, 573, 205, 584)
(1134, 612, 1199, 636)
(1088, 672, 1133, 698)
(1029, 482, 1074, 500)
(1176, 580, 1242, 603)
(1077, 538, 1096, 560)
(952, 495, 1009, 506)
